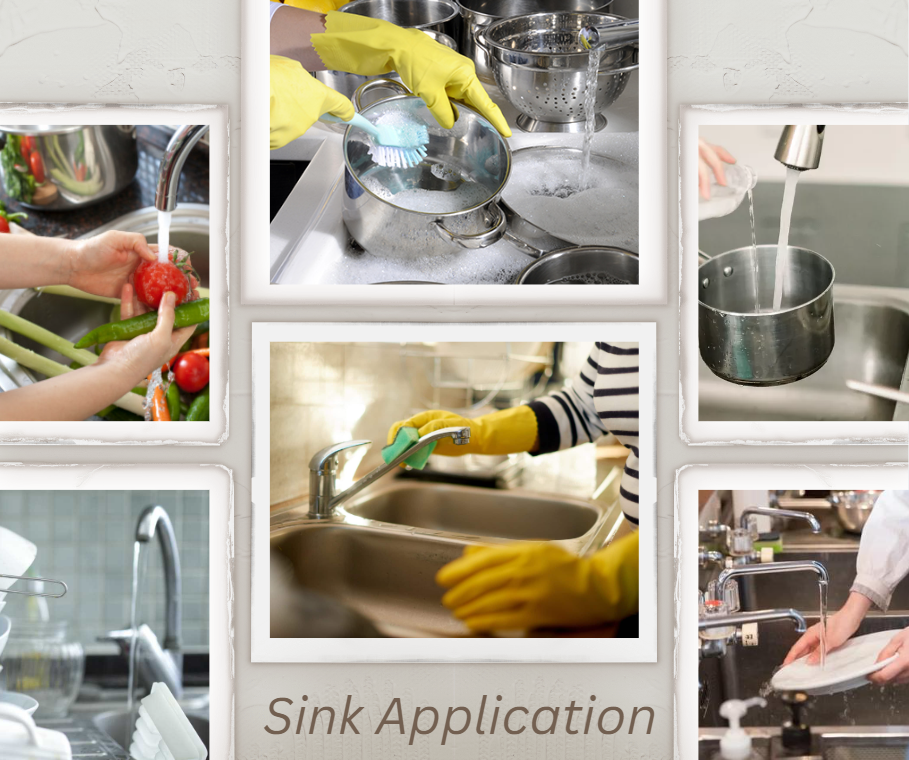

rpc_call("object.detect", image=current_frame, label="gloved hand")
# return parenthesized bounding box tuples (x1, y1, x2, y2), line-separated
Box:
(387, 407, 537, 457)
(284, 0, 347, 12)
(270, 55, 355, 149)
(436, 532, 639, 632)
(312, 12, 511, 137)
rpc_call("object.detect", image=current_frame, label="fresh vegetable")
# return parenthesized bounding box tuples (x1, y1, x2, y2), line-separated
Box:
(74, 163, 86, 182)
(1, 135, 37, 202)
(28, 152, 45, 184)
(34, 286, 120, 305)
(185, 385, 210, 421)
(0, 200, 28, 233)
(166, 380, 181, 421)
(192, 331, 209, 350)
(149, 384, 171, 421)
(74, 298, 210, 348)
(19, 136, 34, 159)
(134, 248, 196, 308)
(46, 135, 102, 196)
(0, 335, 145, 416)
(0, 309, 98, 367)
(173, 352, 209, 393)
(98, 407, 144, 422)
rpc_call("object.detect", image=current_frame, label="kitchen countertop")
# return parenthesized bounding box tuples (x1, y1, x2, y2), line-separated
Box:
(0, 126, 210, 239)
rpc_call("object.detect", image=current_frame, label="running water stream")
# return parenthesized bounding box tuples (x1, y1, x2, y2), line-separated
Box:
(819, 581, 829, 669)
(127, 540, 150, 744)
(578, 47, 601, 191)
(747, 189, 760, 312)
(157, 210, 172, 262)
(772, 167, 801, 310)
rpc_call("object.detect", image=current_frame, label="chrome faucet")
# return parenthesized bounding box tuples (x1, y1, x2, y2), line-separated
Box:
(739, 506, 821, 533)
(99, 506, 183, 698)
(726, 506, 821, 558)
(155, 125, 209, 213)
(579, 19, 639, 51)
(308, 427, 471, 519)
(775, 125, 825, 171)
(699, 608, 808, 633)
(717, 560, 829, 601)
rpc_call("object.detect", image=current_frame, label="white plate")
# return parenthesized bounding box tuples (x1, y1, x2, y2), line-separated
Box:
(0, 691, 39, 716)
(771, 630, 899, 695)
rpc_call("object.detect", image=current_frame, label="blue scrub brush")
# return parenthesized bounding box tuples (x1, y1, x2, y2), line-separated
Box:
(321, 112, 429, 169)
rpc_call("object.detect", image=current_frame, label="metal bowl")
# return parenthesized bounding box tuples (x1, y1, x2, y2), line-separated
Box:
(0, 125, 137, 210)
(316, 31, 457, 104)
(698, 245, 836, 386)
(458, 0, 615, 84)
(828, 491, 880, 534)
(339, 0, 460, 43)
(515, 246, 638, 284)
(480, 12, 638, 133)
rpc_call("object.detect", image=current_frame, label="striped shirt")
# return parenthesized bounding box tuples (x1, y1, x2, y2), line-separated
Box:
(527, 342, 640, 524)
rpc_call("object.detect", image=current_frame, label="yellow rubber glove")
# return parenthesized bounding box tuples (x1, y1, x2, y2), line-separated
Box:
(284, 0, 347, 12)
(270, 55, 355, 150)
(436, 532, 639, 632)
(312, 11, 511, 137)
(387, 407, 537, 457)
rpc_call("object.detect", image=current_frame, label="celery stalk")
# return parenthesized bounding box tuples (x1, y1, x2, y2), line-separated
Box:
(34, 286, 120, 304)
(0, 310, 98, 367)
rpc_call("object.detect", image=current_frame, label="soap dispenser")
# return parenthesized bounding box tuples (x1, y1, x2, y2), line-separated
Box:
(715, 697, 766, 760)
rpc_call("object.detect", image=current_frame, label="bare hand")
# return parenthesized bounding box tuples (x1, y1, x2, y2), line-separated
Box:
(868, 627, 909, 685)
(698, 139, 736, 200)
(97, 287, 194, 382)
(68, 231, 156, 298)
(783, 596, 868, 666)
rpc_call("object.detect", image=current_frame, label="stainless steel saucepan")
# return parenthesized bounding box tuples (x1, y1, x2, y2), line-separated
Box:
(698, 245, 836, 386)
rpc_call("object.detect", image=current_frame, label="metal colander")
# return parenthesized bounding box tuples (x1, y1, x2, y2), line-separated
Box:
(480, 12, 638, 132)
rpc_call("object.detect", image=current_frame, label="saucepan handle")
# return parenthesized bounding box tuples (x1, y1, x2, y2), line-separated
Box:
(353, 78, 414, 113)
(433, 202, 507, 250)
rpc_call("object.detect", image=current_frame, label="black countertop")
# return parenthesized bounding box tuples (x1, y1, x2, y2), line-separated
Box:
(0, 126, 210, 239)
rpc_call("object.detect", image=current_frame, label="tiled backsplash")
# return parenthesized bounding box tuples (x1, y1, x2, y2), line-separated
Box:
(0, 490, 209, 652)
(271, 342, 598, 505)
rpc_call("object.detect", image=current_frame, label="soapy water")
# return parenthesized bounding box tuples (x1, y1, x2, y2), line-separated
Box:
(548, 272, 630, 285)
(156, 210, 172, 263)
(361, 178, 493, 214)
(772, 167, 801, 310)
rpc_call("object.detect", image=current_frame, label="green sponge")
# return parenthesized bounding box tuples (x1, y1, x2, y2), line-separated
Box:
(382, 426, 436, 470)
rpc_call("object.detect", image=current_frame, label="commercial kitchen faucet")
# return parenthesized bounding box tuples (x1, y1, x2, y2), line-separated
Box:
(716, 560, 829, 601)
(699, 608, 808, 634)
(99, 506, 184, 698)
(308, 427, 471, 519)
(578, 19, 639, 51)
(155, 125, 210, 213)
(775, 125, 825, 171)
(739, 506, 821, 533)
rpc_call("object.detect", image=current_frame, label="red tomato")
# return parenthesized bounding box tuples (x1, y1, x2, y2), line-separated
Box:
(29, 152, 45, 184)
(173, 352, 209, 393)
(19, 136, 34, 159)
(0, 218, 9, 234)
(134, 259, 190, 309)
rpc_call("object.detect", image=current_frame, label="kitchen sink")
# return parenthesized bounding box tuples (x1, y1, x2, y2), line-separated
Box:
(699, 614, 909, 728)
(271, 522, 470, 637)
(93, 709, 209, 753)
(699, 297, 909, 421)
(0, 204, 209, 381)
(341, 481, 602, 542)
(698, 730, 909, 760)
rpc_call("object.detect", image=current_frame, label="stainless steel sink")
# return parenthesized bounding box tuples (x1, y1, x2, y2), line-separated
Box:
(272, 522, 471, 637)
(700, 293, 909, 421)
(700, 614, 909, 728)
(699, 728, 909, 760)
(93, 709, 209, 753)
(270, 475, 624, 636)
(0, 204, 209, 383)
(341, 481, 603, 542)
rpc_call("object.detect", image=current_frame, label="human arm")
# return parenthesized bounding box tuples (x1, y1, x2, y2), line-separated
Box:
(698, 138, 736, 200)
(783, 591, 871, 666)
(850, 490, 909, 612)
(270, 4, 329, 71)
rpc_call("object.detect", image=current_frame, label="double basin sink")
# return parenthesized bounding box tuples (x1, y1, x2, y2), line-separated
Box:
(0, 204, 209, 389)
(699, 285, 909, 421)
(271, 475, 622, 637)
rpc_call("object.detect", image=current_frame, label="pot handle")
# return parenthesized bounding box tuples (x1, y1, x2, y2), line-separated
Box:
(433, 201, 507, 250)
(474, 27, 492, 68)
(353, 78, 415, 113)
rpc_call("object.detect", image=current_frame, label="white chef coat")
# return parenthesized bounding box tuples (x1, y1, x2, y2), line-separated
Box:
(851, 489, 909, 611)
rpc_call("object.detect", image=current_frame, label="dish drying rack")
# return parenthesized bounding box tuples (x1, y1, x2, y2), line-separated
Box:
(0, 574, 68, 598)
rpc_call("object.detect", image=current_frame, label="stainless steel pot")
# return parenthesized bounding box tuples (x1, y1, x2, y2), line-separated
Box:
(339, 0, 460, 43)
(0, 125, 137, 210)
(479, 12, 638, 133)
(341, 80, 511, 259)
(459, 0, 615, 84)
(828, 490, 880, 534)
(699, 245, 836, 386)
(316, 31, 457, 104)
(515, 245, 638, 284)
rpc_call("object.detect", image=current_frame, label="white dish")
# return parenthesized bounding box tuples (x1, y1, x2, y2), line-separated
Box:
(698, 163, 757, 221)
(0, 692, 38, 716)
(0, 527, 37, 601)
(771, 630, 899, 696)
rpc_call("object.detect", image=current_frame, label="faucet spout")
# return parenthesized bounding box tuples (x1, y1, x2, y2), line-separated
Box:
(699, 608, 807, 633)
(775, 125, 825, 171)
(307, 426, 471, 519)
(739, 506, 821, 533)
(579, 19, 639, 51)
(155, 125, 209, 213)
(717, 560, 829, 600)
(136, 506, 182, 653)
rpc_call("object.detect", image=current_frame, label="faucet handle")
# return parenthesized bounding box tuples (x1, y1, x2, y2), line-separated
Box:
(309, 440, 372, 474)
